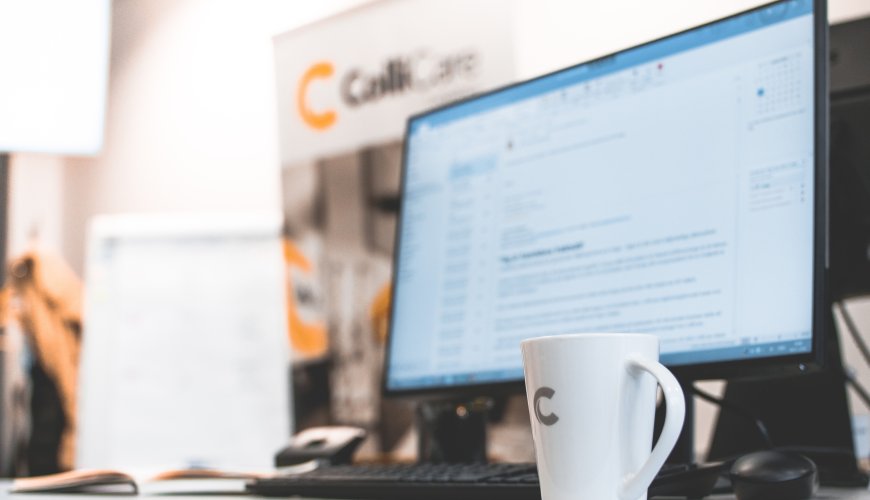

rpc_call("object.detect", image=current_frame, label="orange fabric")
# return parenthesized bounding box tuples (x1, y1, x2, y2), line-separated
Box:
(8, 250, 82, 470)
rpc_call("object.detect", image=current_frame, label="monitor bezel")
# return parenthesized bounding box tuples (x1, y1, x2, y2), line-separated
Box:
(383, 0, 828, 400)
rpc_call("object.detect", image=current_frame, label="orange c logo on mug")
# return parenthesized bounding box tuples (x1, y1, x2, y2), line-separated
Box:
(297, 61, 337, 131)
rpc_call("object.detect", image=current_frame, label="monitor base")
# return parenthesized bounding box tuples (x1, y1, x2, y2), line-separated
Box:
(416, 398, 491, 463)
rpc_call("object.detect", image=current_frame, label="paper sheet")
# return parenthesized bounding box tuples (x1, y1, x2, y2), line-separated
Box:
(78, 216, 291, 471)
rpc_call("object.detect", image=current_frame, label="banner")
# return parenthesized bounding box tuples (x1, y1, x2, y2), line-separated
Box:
(274, 0, 515, 165)
(273, 0, 515, 451)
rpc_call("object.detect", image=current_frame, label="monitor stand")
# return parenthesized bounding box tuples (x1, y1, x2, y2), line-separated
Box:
(707, 306, 868, 486)
(416, 392, 697, 466)
(416, 398, 490, 463)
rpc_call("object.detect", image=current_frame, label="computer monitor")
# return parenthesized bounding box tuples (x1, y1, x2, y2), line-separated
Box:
(385, 0, 827, 399)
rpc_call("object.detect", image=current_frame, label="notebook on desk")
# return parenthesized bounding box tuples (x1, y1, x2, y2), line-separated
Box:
(11, 468, 269, 495)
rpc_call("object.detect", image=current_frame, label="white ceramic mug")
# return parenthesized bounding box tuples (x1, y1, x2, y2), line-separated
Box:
(521, 333, 685, 500)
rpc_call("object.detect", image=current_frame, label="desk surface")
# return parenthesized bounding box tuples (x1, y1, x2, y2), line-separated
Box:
(1, 482, 868, 500)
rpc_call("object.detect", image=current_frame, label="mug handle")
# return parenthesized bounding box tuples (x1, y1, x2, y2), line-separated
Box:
(618, 355, 686, 500)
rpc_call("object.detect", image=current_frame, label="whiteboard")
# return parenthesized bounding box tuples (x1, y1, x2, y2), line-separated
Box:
(77, 212, 291, 472)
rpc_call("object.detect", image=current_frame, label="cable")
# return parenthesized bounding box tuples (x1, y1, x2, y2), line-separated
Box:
(835, 301, 870, 369)
(691, 384, 774, 449)
(843, 369, 870, 411)
(693, 306, 870, 465)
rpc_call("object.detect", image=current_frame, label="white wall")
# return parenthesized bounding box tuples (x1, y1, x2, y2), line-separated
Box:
(513, 0, 870, 81)
(58, 0, 372, 274)
(13, 0, 869, 272)
(8, 0, 870, 459)
(7, 154, 65, 258)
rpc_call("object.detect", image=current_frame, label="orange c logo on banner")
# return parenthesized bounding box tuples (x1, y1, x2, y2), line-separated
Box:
(297, 61, 337, 131)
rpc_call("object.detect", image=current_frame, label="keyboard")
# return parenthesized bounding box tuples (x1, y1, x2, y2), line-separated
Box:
(247, 461, 726, 499)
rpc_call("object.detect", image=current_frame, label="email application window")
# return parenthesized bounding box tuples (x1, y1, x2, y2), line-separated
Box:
(387, 2, 815, 389)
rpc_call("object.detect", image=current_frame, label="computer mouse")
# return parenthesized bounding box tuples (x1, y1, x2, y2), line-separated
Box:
(730, 450, 818, 500)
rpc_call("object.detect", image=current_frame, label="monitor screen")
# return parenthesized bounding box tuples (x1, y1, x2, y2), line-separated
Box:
(386, 0, 822, 393)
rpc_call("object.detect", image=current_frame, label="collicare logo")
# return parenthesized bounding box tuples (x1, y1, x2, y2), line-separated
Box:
(297, 61, 338, 131)
(296, 50, 478, 132)
(534, 387, 559, 426)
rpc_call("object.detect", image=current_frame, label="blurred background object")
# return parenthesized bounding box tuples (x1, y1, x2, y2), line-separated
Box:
(273, 0, 518, 460)
(7, 249, 83, 475)
(75, 213, 291, 472)
(0, 0, 110, 475)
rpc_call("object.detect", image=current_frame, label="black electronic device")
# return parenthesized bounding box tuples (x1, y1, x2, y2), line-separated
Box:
(385, 0, 827, 400)
(708, 14, 870, 487)
(829, 14, 870, 299)
(729, 450, 819, 500)
(274, 426, 368, 468)
(247, 461, 726, 499)
(415, 399, 489, 463)
(383, 0, 828, 467)
(707, 312, 866, 485)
